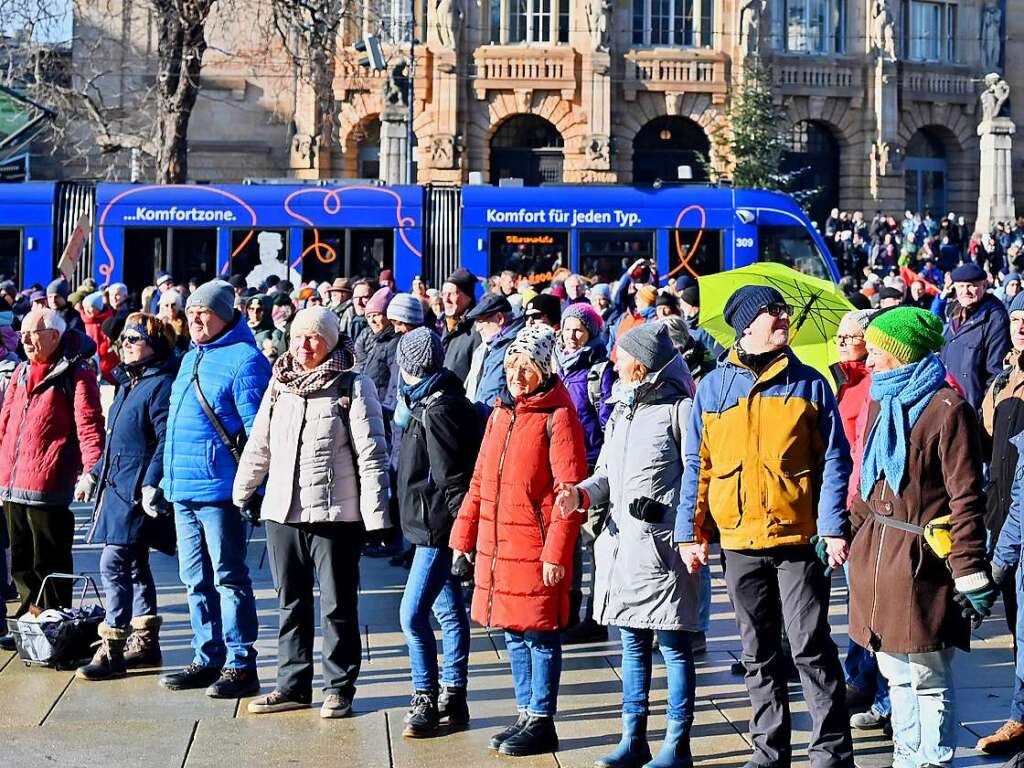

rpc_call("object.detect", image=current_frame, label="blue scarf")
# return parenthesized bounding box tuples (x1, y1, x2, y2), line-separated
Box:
(394, 372, 443, 430)
(860, 353, 947, 500)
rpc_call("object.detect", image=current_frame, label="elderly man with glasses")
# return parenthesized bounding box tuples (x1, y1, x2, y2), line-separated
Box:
(0, 307, 104, 645)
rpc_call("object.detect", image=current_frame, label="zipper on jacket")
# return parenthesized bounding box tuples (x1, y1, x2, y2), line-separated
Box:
(486, 410, 517, 628)
(867, 482, 889, 639)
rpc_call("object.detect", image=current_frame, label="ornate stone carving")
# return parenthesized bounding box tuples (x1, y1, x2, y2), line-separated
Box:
(871, 140, 902, 176)
(384, 61, 410, 109)
(665, 92, 685, 116)
(870, 0, 897, 60)
(584, 134, 610, 165)
(515, 89, 533, 112)
(431, 134, 457, 168)
(739, 0, 765, 57)
(981, 72, 1010, 122)
(982, 1, 1003, 72)
(585, 0, 612, 52)
(435, 0, 464, 50)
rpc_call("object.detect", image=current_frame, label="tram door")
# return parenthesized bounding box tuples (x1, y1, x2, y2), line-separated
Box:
(0, 230, 21, 282)
(122, 227, 217, 295)
(301, 228, 394, 283)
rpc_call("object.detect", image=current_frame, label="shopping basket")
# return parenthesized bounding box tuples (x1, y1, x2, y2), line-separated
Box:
(5, 573, 104, 669)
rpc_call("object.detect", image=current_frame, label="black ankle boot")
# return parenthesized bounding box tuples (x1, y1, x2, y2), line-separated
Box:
(437, 685, 470, 727)
(489, 711, 530, 750)
(498, 715, 559, 757)
(402, 691, 439, 737)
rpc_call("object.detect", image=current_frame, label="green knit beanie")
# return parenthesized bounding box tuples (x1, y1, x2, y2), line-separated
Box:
(864, 307, 945, 365)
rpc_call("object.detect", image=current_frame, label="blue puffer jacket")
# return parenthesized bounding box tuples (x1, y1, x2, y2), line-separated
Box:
(162, 315, 272, 503)
(474, 316, 525, 408)
(89, 355, 178, 549)
(941, 294, 1011, 411)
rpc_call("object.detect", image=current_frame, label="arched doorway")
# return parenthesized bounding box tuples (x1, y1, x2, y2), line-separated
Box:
(782, 120, 841, 228)
(905, 128, 948, 215)
(632, 116, 710, 185)
(489, 115, 564, 186)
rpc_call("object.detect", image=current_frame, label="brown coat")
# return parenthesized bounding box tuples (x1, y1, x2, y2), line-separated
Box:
(848, 386, 989, 655)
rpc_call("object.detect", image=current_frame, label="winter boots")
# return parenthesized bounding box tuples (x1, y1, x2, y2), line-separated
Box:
(124, 615, 162, 668)
(596, 713, 652, 768)
(437, 685, 470, 727)
(76, 623, 128, 681)
(644, 719, 693, 768)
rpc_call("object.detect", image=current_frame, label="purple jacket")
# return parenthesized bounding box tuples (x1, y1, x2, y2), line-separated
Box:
(557, 344, 606, 467)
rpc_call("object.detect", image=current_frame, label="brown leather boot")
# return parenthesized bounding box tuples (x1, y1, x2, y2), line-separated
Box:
(124, 615, 162, 668)
(75, 623, 128, 681)
(976, 720, 1024, 754)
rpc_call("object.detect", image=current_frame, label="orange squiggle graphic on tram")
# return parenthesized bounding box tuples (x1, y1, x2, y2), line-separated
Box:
(95, 185, 259, 286)
(283, 186, 422, 271)
(664, 204, 707, 281)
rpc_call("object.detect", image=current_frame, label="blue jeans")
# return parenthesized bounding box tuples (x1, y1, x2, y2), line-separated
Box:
(698, 567, 712, 634)
(99, 544, 157, 629)
(845, 642, 892, 717)
(877, 648, 956, 768)
(620, 627, 696, 723)
(399, 546, 470, 692)
(504, 629, 562, 717)
(174, 501, 258, 669)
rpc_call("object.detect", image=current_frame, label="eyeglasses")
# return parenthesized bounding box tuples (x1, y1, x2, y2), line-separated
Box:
(761, 302, 793, 318)
(836, 334, 865, 344)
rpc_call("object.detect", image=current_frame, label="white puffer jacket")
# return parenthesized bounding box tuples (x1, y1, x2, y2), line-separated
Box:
(232, 372, 390, 528)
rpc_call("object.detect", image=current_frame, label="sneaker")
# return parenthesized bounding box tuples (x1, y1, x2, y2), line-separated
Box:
(437, 685, 470, 727)
(402, 691, 440, 738)
(850, 708, 891, 731)
(498, 715, 559, 757)
(0, 634, 16, 652)
(206, 667, 260, 699)
(561, 618, 608, 645)
(321, 693, 353, 719)
(248, 690, 310, 714)
(976, 720, 1024, 754)
(490, 711, 531, 750)
(690, 631, 708, 655)
(159, 662, 223, 691)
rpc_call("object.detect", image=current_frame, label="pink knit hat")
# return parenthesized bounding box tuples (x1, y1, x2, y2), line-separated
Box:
(365, 287, 393, 316)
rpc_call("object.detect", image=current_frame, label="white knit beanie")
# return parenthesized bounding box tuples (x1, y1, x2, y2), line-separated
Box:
(290, 306, 340, 350)
(505, 324, 556, 372)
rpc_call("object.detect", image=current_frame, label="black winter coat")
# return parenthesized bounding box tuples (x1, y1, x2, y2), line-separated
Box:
(355, 325, 399, 409)
(442, 317, 480, 382)
(88, 355, 179, 554)
(396, 370, 482, 547)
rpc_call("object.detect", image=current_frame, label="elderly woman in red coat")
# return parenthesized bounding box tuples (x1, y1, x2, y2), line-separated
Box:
(450, 323, 587, 759)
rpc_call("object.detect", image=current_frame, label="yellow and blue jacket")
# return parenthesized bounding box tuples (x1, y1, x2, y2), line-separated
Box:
(675, 347, 851, 551)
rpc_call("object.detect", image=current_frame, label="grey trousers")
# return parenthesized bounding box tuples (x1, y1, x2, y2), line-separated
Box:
(723, 546, 853, 768)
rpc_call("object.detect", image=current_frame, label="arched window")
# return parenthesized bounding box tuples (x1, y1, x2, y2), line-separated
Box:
(632, 116, 710, 186)
(490, 115, 564, 186)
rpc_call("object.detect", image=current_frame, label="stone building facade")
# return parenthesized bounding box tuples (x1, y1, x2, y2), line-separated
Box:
(68, 0, 1015, 223)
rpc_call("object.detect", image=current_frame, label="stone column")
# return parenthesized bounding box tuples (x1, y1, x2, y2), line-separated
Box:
(580, 50, 614, 182)
(976, 116, 1017, 233)
(379, 104, 410, 185)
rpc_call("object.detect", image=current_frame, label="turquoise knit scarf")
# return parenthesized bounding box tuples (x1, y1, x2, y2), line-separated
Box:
(860, 353, 947, 500)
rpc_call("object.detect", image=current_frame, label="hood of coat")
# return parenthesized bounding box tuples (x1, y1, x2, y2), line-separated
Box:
(194, 312, 257, 351)
(837, 359, 869, 389)
(80, 306, 113, 328)
(609, 352, 693, 407)
(498, 375, 574, 414)
(30, 329, 94, 392)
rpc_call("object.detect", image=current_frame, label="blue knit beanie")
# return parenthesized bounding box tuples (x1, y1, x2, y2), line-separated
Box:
(723, 285, 785, 339)
(1010, 292, 1024, 315)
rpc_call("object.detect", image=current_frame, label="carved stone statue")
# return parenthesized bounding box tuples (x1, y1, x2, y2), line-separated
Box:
(585, 0, 611, 52)
(982, 0, 1003, 72)
(431, 134, 456, 168)
(739, 0, 765, 57)
(435, 0, 463, 49)
(871, 0, 897, 60)
(383, 61, 410, 108)
(585, 135, 609, 164)
(980, 72, 1010, 122)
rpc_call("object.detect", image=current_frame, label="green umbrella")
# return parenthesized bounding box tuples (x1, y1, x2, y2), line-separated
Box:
(698, 263, 854, 381)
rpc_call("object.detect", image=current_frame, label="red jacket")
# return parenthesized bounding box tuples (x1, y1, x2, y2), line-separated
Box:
(450, 379, 587, 632)
(836, 360, 871, 509)
(0, 333, 105, 506)
(81, 307, 119, 384)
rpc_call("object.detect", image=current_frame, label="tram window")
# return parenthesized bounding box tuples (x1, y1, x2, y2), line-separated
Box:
(578, 230, 654, 284)
(122, 228, 168, 297)
(489, 231, 569, 288)
(669, 229, 722, 278)
(170, 228, 217, 285)
(301, 228, 394, 284)
(229, 229, 289, 284)
(0, 229, 21, 282)
(758, 225, 832, 280)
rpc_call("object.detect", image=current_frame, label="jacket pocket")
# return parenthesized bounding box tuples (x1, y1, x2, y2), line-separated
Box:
(763, 458, 814, 526)
(708, 458, 743, 530)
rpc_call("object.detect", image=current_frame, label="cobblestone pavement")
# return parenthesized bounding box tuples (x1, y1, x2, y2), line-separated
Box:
(0, 507, 1013, 768)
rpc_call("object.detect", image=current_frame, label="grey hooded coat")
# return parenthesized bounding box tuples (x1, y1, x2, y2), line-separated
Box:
(578, 354, 700, 631)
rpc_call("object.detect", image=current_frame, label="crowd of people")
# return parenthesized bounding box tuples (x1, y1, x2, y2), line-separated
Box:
(0, 240, 1021, 768)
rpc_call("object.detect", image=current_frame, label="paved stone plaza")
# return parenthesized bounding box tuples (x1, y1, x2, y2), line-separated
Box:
(0, 507, 1015, 768)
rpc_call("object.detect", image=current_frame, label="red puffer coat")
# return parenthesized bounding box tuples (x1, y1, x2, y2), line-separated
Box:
(450, 379, 587, 632)
(0, 332, 105, 507)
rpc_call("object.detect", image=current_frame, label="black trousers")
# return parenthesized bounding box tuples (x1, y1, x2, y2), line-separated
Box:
(5, 502, 75, 616)
(723, 546, 853, 768)
(266, 520, 364, 700)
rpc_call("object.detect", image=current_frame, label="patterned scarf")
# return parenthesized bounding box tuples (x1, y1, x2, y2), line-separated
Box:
(273, 343, 355, 396)
(859, 352, 947, 500)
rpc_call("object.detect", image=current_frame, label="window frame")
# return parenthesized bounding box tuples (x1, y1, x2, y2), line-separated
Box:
(903, 0, 958, 63)
(631, 0, 712, 47)
(489, 0, 569, 44)
(774, 0, 847, 54)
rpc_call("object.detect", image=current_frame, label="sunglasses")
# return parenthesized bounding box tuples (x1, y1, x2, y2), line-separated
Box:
(761, 302, 793, 318)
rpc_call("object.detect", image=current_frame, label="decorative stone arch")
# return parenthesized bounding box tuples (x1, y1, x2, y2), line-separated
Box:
(466, 91, 589, 183)
(899, 107, 977, 217)
(338, 92, 385, 177)
(783, 97, 864, 212)
(612, 92, 721, 184)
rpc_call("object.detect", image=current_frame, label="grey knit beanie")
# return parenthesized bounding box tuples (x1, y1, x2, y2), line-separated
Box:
(397, 327, 444, 378)
(387, 293, 425, 326)
(618, 322, 677, 372)
(843, 308, 879, 332)
(186, 279, 235, 323)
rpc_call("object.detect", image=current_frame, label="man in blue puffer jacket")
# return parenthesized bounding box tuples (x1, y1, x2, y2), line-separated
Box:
(158, 280, 272, 699)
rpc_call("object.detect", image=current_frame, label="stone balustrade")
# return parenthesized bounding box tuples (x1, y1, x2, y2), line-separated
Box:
(622, 49, 729, 101)
(472, 46, 578, 99)
(772, 55, 863, 98)
(901, 62, 976, 105)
